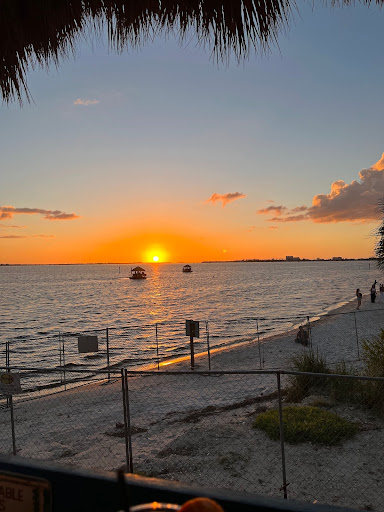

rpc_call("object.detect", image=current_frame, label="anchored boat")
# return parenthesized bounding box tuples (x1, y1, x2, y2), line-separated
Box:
(129, 266, 147, 279)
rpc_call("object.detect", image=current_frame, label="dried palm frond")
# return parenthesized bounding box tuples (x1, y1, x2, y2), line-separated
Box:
(1, 0, 383, 104)
(0, 0, 295, 104)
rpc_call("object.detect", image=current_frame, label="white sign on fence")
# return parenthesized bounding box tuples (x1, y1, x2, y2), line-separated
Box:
(78, 335, 99, 354)
(0, 373, 22, 396)
(0, 472, 51, 511)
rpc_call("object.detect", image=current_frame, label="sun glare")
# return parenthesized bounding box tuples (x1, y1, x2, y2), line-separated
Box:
(153, 255, 159, 262)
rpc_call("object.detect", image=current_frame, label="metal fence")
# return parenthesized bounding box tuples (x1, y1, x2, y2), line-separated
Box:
(1, 368, 384, 511)
(3, 308, 384, 383)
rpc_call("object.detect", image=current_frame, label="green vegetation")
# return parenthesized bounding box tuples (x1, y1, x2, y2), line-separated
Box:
(359, 331, 384, 412)
(286, 350, 330, 402)
(285, 330, 384, 413)
(253, 406, 359, 445)
(329, 362, 360, 403)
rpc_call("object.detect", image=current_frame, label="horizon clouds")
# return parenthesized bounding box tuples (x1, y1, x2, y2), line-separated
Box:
(0, 206, 79, 221)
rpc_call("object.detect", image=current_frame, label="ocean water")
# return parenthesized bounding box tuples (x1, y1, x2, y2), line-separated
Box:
(0, 261, 379, 389)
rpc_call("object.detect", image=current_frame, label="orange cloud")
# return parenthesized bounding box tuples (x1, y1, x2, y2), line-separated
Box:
(258, 153, 384, 224)
(0, 206, 79, 220)
(205, 192, 246, 207)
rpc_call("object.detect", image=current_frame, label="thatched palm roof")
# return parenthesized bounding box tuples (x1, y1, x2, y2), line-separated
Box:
(0, 1, 382, 104)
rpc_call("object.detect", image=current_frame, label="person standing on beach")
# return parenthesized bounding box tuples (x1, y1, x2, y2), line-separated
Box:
(380, 284, 384, 303)
(356, 289, 362, 309)
(370, 282, 377, 303)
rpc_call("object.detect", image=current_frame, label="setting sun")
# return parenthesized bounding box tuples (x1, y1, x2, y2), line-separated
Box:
(153, 255, 159, 262)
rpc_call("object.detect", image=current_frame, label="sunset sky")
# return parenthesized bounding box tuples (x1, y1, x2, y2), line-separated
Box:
(1, 3, 384, 264)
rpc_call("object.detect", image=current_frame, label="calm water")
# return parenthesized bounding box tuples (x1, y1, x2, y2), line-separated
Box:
(0, 261, 378, 389)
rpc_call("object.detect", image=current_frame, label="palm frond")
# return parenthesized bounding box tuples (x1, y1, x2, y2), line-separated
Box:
(1, 0, 384, 104)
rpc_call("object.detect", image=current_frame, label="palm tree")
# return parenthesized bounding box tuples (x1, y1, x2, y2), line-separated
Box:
(1, 0, 383, 105)
(375, 199, 384, 270)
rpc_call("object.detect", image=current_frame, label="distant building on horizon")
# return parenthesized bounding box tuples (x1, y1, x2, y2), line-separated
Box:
(286, 256, 301, 261)
(332, 257, 343, 261)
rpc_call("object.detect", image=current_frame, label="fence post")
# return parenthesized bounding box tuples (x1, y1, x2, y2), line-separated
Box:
(121, 369, 133, 473)
(59, 334, 62, 384)
(353, 312, 360, 359)
(256, 319, 262, 369)
(9, 395, 16, 455)
(306, 316, 312, 348)
(106, 328, 110, 382)
(62, 335, 66, 391)
(6, 341, 10, 408)
(276, 372, 288, 499)
(156, 324, 160, 371)
(124, 370, 134, 473)
(205, 321, 211, 370)
(120, 369, 130, 471)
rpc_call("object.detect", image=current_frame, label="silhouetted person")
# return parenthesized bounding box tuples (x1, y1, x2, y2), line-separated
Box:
(371, 282, 377, 303)
(295, 326, 309, 346)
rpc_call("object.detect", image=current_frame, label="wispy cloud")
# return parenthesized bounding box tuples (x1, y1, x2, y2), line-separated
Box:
(73, 98, 99, 106)
(0, 224, 24, 228)
(0, 206, 79, 221)
(257, 205, 287, 216)
(205, 192, 246, 207)
(0, 234, 54, 239)
(257, 153, 384, 224)
(0, 235, 27, 239)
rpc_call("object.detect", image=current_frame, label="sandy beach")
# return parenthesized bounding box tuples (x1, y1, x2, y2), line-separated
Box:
(1, 297, 384, 511)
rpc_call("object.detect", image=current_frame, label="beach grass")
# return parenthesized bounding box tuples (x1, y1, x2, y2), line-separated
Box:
(253, 405, 359, 445)
(286, 350, 330, 402)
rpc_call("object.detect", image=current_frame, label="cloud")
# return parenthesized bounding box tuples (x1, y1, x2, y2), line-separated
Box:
(0, 206, 79, 221)
(268, 226, 278, 229)
(205, 192, 246, 207)
(0, 234, 54, 239)
(257, 205, 287, 216)
(248, 225, 256, 232)
(0, 235, 27, 239)
(257, 153, 384, 224)
(73, 98, 99, 106)
(0, 224, 24, 228)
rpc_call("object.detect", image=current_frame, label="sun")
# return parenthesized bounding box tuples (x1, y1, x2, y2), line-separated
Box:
(153, 255, 159, 262)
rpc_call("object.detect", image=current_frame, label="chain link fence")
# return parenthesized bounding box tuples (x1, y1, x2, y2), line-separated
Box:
(1, 368, 384, 510)
(5, 308, 384, 386)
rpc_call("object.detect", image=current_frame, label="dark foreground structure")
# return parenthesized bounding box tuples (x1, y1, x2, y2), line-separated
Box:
(0, 455, 362, 512)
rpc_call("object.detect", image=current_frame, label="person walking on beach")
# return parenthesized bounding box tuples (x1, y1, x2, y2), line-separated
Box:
(356, 289, 362, 309)
(370, 282, 377, 303)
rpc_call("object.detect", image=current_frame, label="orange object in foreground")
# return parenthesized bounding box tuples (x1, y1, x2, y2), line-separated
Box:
(179, 497, 224, 512)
